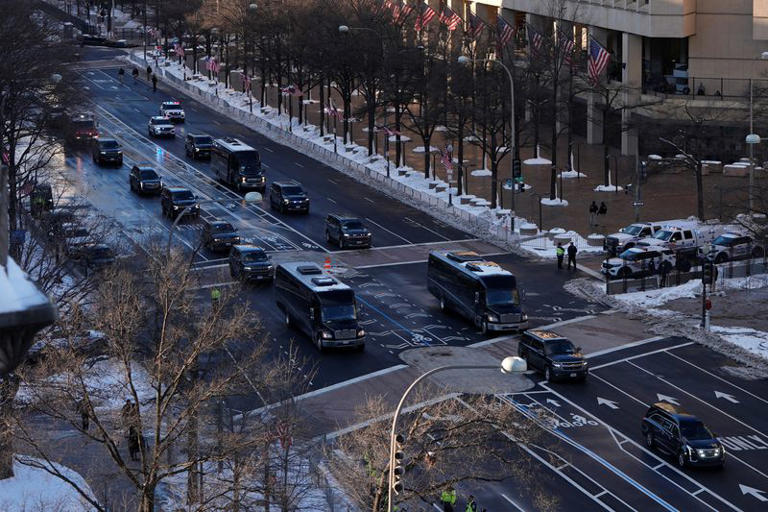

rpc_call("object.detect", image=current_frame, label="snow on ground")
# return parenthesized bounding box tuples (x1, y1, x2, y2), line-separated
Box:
(594, 184, 624, 192)
(524, 157, 551, 165)
(710, 326, 768, 361)
(0, 258, 50, 314)
(610, 279, 701, 309)
(520, 232, 604, 258)
(540, 197, 569, 207)
(559, 170, 588, 178)
(471, 169, 492, 177)
(412, 145, 439, 153)
(0, 456, 97, 512)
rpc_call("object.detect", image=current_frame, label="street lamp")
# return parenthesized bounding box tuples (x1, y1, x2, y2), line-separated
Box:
(166, 191, 261, 257)
(386, 356, 528, 512)
(747, 51, 768, 214)
(459, 55, 518, 227)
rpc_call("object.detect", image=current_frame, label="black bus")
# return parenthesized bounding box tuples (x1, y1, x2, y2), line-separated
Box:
(274, 262, 365, 352)
(211, 137, 265, 193)
(427, 251, 528, 333)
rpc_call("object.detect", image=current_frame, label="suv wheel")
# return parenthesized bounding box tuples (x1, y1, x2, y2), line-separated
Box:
(645, 432, 654, 449)
(715, 253, 728, 264)
(545, 366, 552, 382)
(325, 230, 331, 243)
(284, 310, 291, 327)
(677, 452, 687, 468)
(752, 246, 764, 259)
(439, 296, 446, 311)
(315, 334, 325, 353)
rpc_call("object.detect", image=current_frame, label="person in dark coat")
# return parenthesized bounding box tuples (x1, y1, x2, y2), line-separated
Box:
(146, 65, 152, 81)
(151, 73, 157, 92)
(589, 201, 598, 227)
(76, 399, 90, 431)
(598, 201, 607, 217)
(128, 425, 141, 461)
(567, 242, 578, 270)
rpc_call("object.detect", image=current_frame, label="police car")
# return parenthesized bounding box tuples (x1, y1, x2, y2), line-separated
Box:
(159, 101, 185, 122)
(708, 233, 765, 263)
(148, 116, 175, 137)
(601, 247, 677, 279)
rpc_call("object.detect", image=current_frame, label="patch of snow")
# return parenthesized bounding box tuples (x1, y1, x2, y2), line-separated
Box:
(594, 184, 624, 192)
(710, 326, 768, 361)
(0, 257, 50, 314)
(648, 154, 663, 160)
(559, 170, 587, 178)
(612, 280, 701, 308)
(435, 125, 448, 132)
(520, 232, 603, 258)
(412, 145, 439, 153)
(701, 160, 722, 165)
(549, 227, 566, 235)
(471, 169, 492, 177)
(521, 222, 538, 230)
(541, 197, 569, 207)
(524, 157, 551, 165)
(388, 135, 411, 142)
(0, 456, 97, 511)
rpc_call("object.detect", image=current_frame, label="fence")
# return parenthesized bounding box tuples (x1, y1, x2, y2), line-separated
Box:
(643, 77, 768, 101)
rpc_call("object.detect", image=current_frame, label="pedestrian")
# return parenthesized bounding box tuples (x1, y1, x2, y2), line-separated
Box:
(127, 425, 141, 461)
(117, 67, 124, 83)
(151, 73, 158, 92)
(76, 399, 89, 431)
(146, 65, 152, 81)
(132, 67, 139, 82)
(556, 243, 565, 270)
(465, 495, 477, 512)
(598, 201, 607, 218)
(567, 242, 578, 271)
(659, 261, 669, 288)
(588, 201, 598, 227)
(648, 257, 656, 276)
(440, 486, 457, 512)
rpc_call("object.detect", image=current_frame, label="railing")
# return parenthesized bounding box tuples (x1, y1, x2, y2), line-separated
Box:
(643, 77, 768, 101)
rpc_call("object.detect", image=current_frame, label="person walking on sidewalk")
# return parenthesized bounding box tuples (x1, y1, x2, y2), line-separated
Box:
(440, 487, 457, 512)
(132, 67, 139, 82)
(556, 243, 565, 270)
(146, 65, 152, 81)
(567, 242, 578, 271)
(151, 73, 158, 92)
(76, 399, 90, 431)
(588, 201, 598, 227)
(598, 201, 607, 222)
(465, 495, 477, 512)
(117, 67, 124, 83)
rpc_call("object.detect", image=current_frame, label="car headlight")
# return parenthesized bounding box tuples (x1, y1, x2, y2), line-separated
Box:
(343, 233, 350, 237)
(696, 449, 708, 458)
(321, 330, 333, 339)
(213, 238, 221, 243)
(100, 151, 106, 155)
(552, 362, 563, 368)
(173, 205, 180, 210)
(486, 314, 499, 322)
(194, 147, 200, 152)
(266, 264, 273, 269)
(139, 182, 144, 188)
(582, 360, 588, 366)
(283, 199, 290, 204)
(521, 313, 528, 321)
(357, 329, 365, 337)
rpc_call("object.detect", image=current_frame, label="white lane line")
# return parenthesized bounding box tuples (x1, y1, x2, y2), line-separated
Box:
(586, 336, 666, 359)
(354, 259, 425, 270)
(262, 146, 275, 152)
(295, 162, 304, 167)
(364, 217, 412, 244)
(590, 341, 694, 370)
(327, 197, 336, 204)
(501, 493, 526, 511)
(368, 238, 480, 251)
(328, 178, 338, 185)
(364, 197, 375, 203)
(404, 216, 451, 241)
(665, 350, 768, 406)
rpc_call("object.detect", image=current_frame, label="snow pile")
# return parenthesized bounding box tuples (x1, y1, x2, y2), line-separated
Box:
(412, 145, 439, 153)
(524, 157, 551, 165)
(594, 184, 623, 192)
(0, 258, 50, 314)
(559, 170, 587, 178)
(0, 456, 97, 512)
(520, 232, 604, 258)
(710, 326, 768, 361)
(471, 169, 492, 177)
(611, 279, 701, 308)
(540, 197, 569, 207)
(648, 154, 663, 160)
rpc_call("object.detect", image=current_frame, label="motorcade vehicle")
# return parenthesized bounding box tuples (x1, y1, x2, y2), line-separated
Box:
(427, 251, 528, 333)
(160, 187, 199, 219)
(159, 100, 185, 122)
(274, 262, 365, 352)
(325, 214, 372, 249)
(202, 220, 240, 252)
(67, 113, 98, 143)
(269, 181, 310, 214)
(80, 243, 116, 269)
(148, 116, 175, 137)
(185, 134, 213, 159)
(228, 245, 273, 282)
(92, 138, 123, 166)
(707, 233, 765, 263)
(601, 247, 680, 279)
(211, 137, 265, 192)
(129, 165, 162, 195)
(604, 222, 667, 256)
(641, 402, 725, 468)
(517, 330, 588, 382)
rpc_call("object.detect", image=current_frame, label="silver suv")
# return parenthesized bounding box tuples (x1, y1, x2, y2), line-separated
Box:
(602, 247, 677, 279)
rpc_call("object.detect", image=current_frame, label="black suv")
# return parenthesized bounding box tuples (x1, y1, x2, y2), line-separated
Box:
(325, 214, 372, 249)
(92, 138, 123, 166)
(228, 245, 274, 282)
(129, 165, 162, 195)
(185, 134, 213, 159)
(161, 187, 200, 219)
(641, 402, 725, 469)
(269, 181, 309, 214)
(517, 330, 588, 382)
(201, 220, 240, 252)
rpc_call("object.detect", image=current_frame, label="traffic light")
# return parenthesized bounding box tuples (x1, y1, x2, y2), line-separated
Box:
(392, 433, 405, 495)
(702, 261, 714, 285)
(512, 158, 522, 179)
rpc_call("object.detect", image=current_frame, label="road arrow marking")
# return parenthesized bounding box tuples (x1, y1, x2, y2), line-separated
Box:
(715, 391, 740, 404)
(740, 484, 768, 502)
(657, 394, 680, 406)
(546, 398, 561, 408)
(597, 397, 619, 410)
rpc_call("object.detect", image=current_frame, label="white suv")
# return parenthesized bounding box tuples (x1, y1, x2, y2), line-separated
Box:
(160, 101, 185, 122)
(708, 233, 765, 263)
(148, 116, 175, 137)
(601, 247, 677, 279)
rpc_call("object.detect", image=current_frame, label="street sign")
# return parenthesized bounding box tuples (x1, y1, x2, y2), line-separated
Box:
(503, 179, 514, 190)
(632, 202, 644, 207)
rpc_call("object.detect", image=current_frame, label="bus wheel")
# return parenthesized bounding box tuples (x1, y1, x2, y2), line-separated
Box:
(439, 296, 446, 311)
(284, 310, 290, 327)
(481, 320, 488, 335)
(315, 335, 325, 353)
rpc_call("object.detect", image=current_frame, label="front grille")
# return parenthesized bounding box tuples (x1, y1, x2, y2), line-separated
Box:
(334, 329, 357, 339)
(499, 313, 521, 323)
(559, 361, 585, 370)
(699, 449, 719, 458)
(606, 238, 619, 247)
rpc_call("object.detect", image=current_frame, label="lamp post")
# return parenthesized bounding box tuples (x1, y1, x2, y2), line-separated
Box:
(166, 192, 261, 257)
(459, 55, 517, 224)
(386, 356, 528, 512)
(747, 52, 768, 214)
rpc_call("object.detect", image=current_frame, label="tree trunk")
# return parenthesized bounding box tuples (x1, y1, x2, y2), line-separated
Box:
(695, 161, 705, 219)
(423, 136, 431, 179)
(603, 108, 610, 186)
(319, 76, 325, 137)
(0, 376, 21, 479)
(395, 109, 403, 167)
(457, 120, 464, 196)
(186, 410, 199, 505)
(367, 95, 376, 156)
(140, 478, 157, 512)
(550, 78, 558, 200)
(343, 93, 351, 145)
(491, 132, 499, 209)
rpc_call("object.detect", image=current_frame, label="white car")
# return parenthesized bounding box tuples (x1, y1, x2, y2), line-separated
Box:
(148, 116, 175, 137)
(160, 101, 185, 122)
(708, 233, 765, 263)
(601, 247, 678, 279)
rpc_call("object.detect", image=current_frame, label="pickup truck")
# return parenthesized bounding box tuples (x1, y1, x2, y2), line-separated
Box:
(604, 222, 666, 256)
(636, 224, 725, 257)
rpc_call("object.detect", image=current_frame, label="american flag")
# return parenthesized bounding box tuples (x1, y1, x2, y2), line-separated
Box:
(588, 37, 611, 83)
(439, 7, 462, 32)
(440, 144, 453, 171)
(392, 0, 413, 24)
(497, 16, 515, 46)
(559, 31, 574, 65)
(244, 74, 251, 93)
(206, 57, 220, 73)
(379, 125, 401, 137)
(527, 25, 543, 54)
(174, 43, 184, 57)
(467, 12, 486, 39)
(280, 84, 304, 97)
(414, 3, 436, 31)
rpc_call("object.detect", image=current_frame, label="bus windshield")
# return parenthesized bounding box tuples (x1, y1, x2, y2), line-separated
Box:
(318, 290, 357, 321)
(233, 151, 261, 175)
(481, 275, 520, 305)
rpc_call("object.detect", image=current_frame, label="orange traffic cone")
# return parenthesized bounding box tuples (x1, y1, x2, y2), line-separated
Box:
(323, 256, 331, 272)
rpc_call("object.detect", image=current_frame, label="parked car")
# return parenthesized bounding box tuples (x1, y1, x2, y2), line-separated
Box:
(60, 223, 91, 257)
(148, 116, 175, 137)
(80, 243, 116, 269)
(29, 183, 54, 217)
(269, 181, 309, 214)
(517, 329, 587, 382)
(201, 220, 240, 252)
(129, 165, 162, 195)
(707, 233, 765, 263)
(604, 222, 667, 256)
(185, 134, 213, 159)
(641, 402, 725, 469)
(228, 245, 274, 282)
(160, 187, 199, 219)
(92, 138, 123, 166)
(601, 247, 682, 279)
(325, 214, 372, 249)
(159, 100, 185, 122)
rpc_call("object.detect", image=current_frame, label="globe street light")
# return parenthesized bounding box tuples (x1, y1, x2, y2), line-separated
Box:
(386, 355, 528, 512)
(459, 55, 518, 226)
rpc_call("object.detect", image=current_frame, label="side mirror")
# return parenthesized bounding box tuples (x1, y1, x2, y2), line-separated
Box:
(474, 292, 479, 304)
(309, 309, 315, 321)
(576, 346, 582, 352)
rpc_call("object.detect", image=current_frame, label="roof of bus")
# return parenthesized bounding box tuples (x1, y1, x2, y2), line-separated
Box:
(278, 261, 352, 292)
(213, 137, 257, 153)
(430, 251, 514, 278)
